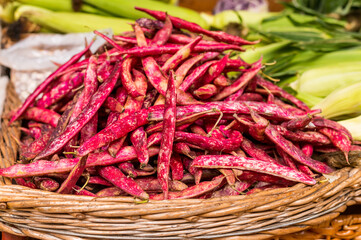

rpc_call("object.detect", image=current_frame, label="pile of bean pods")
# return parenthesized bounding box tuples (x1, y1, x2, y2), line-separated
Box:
(1, 8, 356, 200)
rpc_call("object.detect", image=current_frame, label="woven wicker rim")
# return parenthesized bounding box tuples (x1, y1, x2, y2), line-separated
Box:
(280, 214, 361, 239)
(1, 81, 361, 240)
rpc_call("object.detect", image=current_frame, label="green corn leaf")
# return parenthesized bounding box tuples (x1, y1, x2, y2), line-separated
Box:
(313, 81, 361, 119)
(338, 115, 361, 141)
(294, 63, 361, 97)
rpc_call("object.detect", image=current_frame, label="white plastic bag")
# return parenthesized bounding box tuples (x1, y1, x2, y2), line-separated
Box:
(0, 30, 111, 71)
(0, 76, 9, 128)
(0, 30, 112, 101)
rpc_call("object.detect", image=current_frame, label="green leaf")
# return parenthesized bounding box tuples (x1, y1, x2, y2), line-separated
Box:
(263, 54, 298, 75)
(298, 38, 361, 51)
(265, 30, 327, 41)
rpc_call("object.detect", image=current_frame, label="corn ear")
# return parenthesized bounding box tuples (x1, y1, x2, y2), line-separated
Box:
(83, 0, 209, 29)
(0, 1, 21, 23)
(312, 81, 361, 119)
(291, 62, 361, 97)
(200, 12, 213, 29)
(338, 115, 361, 141)
(287, 47, 361, 72)
(14, 5, 133, 34)
(16, 0, 111, 16)
(211, 10, 276, 30)
(240, 40, 291, 64)
(17, 0, 74, 11)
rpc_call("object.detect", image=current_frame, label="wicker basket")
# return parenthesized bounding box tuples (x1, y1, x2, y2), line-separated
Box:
(279, 213, 361, 239)
(1, 82, 361, 240)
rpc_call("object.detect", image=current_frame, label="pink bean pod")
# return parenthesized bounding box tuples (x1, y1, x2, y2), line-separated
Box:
(88, 176, 113, 187)
(135, 177, 188, 192)
(120, 57, 142, 98)
(319, 127, 352, 164)
(77, 109, 149, 157)
(282, 113, 314, 130)
(21, 125, 53, 161)
(118, 44, 244, 57)
(130, 127, 149, 168)
(194, 84, 218, 100)
(301, 144, 313, 157)
(174, 142, 196, 159)
(213, 75, 232, 87)
(239, 93, 264, 102)
(213, 59, 262, 101)
(80, 113, 98, 145)
(168, 34, 226, 46)
(219, 169, 236, 186)
(212, 180, 252, 198)
(34, 177, 59, 192)
(23, 107, 60, 128)
(10, 41, 93, 124)
(72, 185, 96, 197)
(107, 136, 127, 158)
(191, 155, 316, 185)
(148, 101, 295, 122)
(154, 53, 174, 66)
(47, 91, 81, 143)
(143, 88, 159, 109)
(12, 146, 160, 178)
(272, 125, 332, 145)
(174, 54, 204, 87)
(115, 87, 128, 105)
(36, 61, 122, 160)
(256, 76, 310, 112)
(179, 60, 217, 92)
(96, 58, 113, 83)
(236, 171, 294, 186)
(190, 125, 207, 136)
(57, 155, 87, 194)
(265, 124, 334, 174)
(96, 187, 125, 197)
(312, 117, 353, 140)
(157, 71, 177, 199)
(161, 36, 202, 73)
(146, 109, 217, 134)
(66, 56, 98, 153)
(226, 58, 250, 68)
(150, 14, 173, 46)
(224, 86, 245, 102)
(70, 55, 98, 123)
(36, 72, 84, 109)
(118, 162, 138, 178)
(194, 54, 229, 89)
(103, 97, 124, 113)
(147, 132, 163, 147)
(29, 127, 42, 139)
(113, 35, 144, 45)
(276, 147, 298, 170)
(150, 175, 225, 200)
(174, 130, 243, 152)
(98, 166, 149, 200)
(273, 98, 306, 116)
(135, 7, 257, 46)
(94, 30, 125, 52)
(240, 137, 278, 164)
(170, 153, 184, 181)
(15, 178, 37, 189)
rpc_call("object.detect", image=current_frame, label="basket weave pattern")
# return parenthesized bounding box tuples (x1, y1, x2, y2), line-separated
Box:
(279, 214, 361, 239)
(1, 82, 361, 240)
